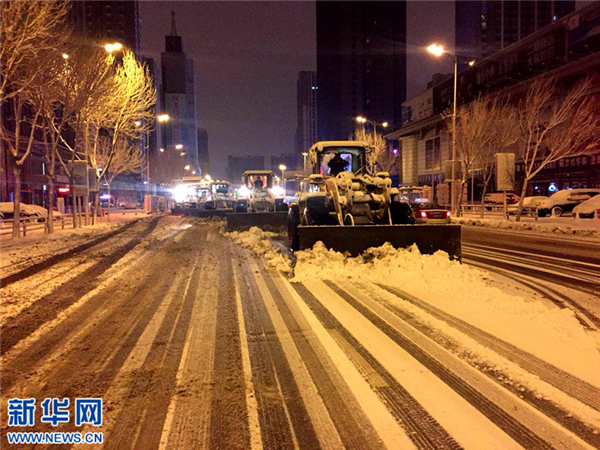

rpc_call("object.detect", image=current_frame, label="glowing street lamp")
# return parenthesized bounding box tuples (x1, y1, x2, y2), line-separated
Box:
(104, 42, 123, 53)
(302, 152, 308, 173)
(62, 53, 69, 60)
(279, 164, 286, 188)
(382, 121, 389, 128)
(426, 43, 445, 57)
(427, 42, 459, 212)
(157, 114, 170, 123)
(184, 165, 190, 171)
(175, 144, 183, 150)
(355, 116, 367, 124)
(159, 148, 164, 153)
(134, 120, 141, 127)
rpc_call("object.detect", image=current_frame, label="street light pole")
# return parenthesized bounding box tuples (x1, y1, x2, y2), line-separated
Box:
(302, 152, 308, 173)
(451, 55, 458, 215)
(427, 44, 475, 214)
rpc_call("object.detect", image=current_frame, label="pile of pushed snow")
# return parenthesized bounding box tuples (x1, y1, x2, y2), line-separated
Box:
(453, 216, 600, 237)
(293, 242, 600, 388)
(227, 227, 291, 272)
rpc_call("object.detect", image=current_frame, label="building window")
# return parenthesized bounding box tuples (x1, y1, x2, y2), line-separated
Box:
(425, 137, 440, 170)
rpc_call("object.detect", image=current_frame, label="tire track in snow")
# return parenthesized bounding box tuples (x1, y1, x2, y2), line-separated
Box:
(236, 254, 321, 450)
(289, 282, 463, 450)
(328, 281, 588, 450)
(253, 258, 379, 449)
(377, 284, 600, 412)
(0, 218, 141, 286)
(0, 216, 161, 354)
(358, 282, 600, 449)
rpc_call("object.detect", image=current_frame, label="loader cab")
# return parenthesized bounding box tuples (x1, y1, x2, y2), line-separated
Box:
(309, 141, 368, 176)
(210, 181, 231, 195)
(242, 170, 274, 190)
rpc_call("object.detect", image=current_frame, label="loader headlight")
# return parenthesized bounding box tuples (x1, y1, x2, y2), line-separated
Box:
(172, 185, 194, 203)
(237, 186, 251, 198)
(270, 186, 285, 198)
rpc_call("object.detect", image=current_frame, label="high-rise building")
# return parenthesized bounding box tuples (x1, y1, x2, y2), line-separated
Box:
(455, 1, 576, 60)
(161, 12, 199, 174)
(316, 1, 407, 141)
(69, 1, 141, 56)
(197, 128, 209, 176)
(295, 71, 318, 155)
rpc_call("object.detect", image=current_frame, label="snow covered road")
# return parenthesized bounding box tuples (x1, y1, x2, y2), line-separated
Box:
(1, 217, 599, 449)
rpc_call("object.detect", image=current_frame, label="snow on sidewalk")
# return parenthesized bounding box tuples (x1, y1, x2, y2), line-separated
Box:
(226, 228, 600, 391)
(453, 214, 600, 238)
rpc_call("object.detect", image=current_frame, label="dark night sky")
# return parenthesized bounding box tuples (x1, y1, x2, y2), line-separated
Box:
(139, 1, 453, 178)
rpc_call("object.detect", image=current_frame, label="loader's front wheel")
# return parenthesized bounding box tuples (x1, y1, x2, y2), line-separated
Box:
(390, 202, 416, 224)
(288, 204, 300, 251)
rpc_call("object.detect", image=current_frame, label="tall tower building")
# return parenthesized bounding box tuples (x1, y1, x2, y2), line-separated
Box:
(197, 128, 209, 176)
(295, 71, 318, 155)
(456, 1, 576, 60)
(317, 1, 407, 140)
(69, 1, 141, 56)
(161, 12, 199, 174)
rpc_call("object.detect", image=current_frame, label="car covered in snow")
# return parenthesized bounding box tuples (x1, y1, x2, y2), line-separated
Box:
(573, 195, 600, 219)
(484, 192, 520, 205)
(507, 196, 548, 216)
(536, 189, 600, 217)
(410, 203, 451, 224)
(0, 202, 64, 222)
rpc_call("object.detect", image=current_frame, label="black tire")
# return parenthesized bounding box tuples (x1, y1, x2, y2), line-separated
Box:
(304, 196, 332, 225)
(288, 204, 300, 251)
(551, 206, 563, 217)
(390, 202, 416, 225)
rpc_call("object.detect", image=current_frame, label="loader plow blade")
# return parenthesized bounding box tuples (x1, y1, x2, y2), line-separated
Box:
(171, 207, 232, 218)
(297, 224, 461, 260)
(226, 212, 288, 231)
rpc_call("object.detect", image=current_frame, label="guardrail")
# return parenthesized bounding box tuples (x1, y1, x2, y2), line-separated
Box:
(0, 215, 74, 237)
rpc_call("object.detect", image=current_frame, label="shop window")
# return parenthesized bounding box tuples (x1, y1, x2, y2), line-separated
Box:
(425, 137, 440, 170)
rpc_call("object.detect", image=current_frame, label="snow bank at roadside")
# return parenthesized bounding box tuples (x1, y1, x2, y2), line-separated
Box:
(226, 227, 291, 272)
(453, 216, 600, 238)
(292, 242, 600, 388)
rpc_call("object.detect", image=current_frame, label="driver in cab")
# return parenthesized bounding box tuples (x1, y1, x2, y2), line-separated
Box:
(328, 153, 349, 176)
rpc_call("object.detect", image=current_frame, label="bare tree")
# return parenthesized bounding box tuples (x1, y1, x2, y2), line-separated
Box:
(96, 137, 144, 220)
(353, 126, 397, 175)
(476, 100, 519, 217)
(445, 97, 493, 215)
(444, 96, 519, 216)
(1, 0, 68, 237)
(0, 0, 69, 101)
(515, 76, 600, 221)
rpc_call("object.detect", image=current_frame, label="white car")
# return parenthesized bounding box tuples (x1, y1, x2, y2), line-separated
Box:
(507, 196, 548, 216)
(573, 195, 600, 219)
(484, 192, 520, 205)
(537, 189, 600, 217)
(0, 202, 64, 221)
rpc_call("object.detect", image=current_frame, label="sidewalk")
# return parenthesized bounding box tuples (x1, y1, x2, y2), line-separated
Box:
(454, 213, 600, 238)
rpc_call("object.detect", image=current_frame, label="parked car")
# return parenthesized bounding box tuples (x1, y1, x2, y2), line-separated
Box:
(118, 200, 142, 209)
(484, 192, 520, 205)
(0, 202, 64, 222)
(507, 196, 548, 216)
(573, 195, 600, 220)
(410, 203, 451, 224)
(536, 189, 600, 217)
